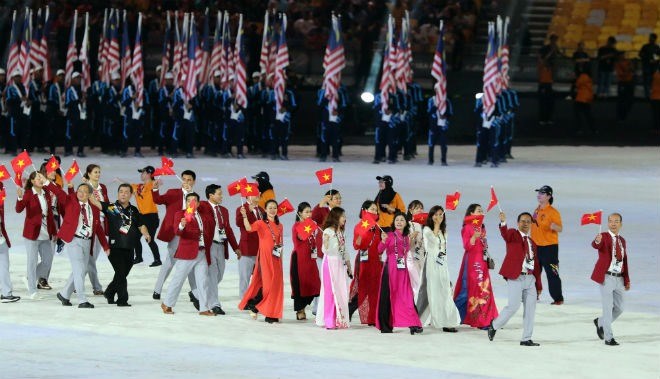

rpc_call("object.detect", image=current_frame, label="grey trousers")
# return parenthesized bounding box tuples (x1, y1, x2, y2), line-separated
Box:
(0, 243, 13, 296)
(164, 251, 209, 312)
(154, 237, 179, 294)
(60, 237, 93, 304)
(25, 239, 54, 294)
(87, 239, 104, 291)
(492, 275, 537, 341)
(597, 274, 625, 341)
(203, 243, 226, 309)
(238, 255, 256, 299)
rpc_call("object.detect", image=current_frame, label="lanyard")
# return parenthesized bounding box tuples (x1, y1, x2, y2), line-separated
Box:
(265, 221, 281, 245)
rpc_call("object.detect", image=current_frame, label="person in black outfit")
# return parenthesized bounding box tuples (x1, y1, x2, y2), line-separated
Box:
(596, 37, 618, 98)
(639, 33, 660, 98)
(90, 183, 150, 307)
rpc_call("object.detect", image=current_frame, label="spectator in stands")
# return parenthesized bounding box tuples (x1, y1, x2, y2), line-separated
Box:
(573, 65, 595, 136)
(651, 66, 660, 134)
(615, 51, 634, 123)
(572, 41, 591, 75)
(537, 34, 559, 126)
(596, 37, 618, 98)
(639, 33, 660, 99)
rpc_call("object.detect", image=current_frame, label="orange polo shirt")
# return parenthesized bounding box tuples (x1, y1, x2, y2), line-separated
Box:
(132, 181, 158, 215)
(531, 204, 562, 246)
(651, 71, 660, 101)
(575, 74, 594, 103)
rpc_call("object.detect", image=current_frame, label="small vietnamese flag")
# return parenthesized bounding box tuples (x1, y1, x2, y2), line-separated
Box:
(487, 186, 499, 212)
(228, 177, 248, 196)
(412, 212, 429, 225)
(445, 191, 461, 211)
(184, 198, 198, 223)
(64, 160, 80, 182)
(240, 181, 260, 197)
(295, 218, 318, 239)
(46, 156, 60, 175)
(356, 214, 377, 238)
(464, 214, 484, 228)
(277, 198, 295, 216)
(161, 156, 174, 168)
(315, 167, 333, 185)
(13, 171, 23, 187)
(11, 150, 32, 175)
(581, 211, 602, 226)
(0, 187, 5, 205)
(153, 166, 176, 177)
(0, 165, 11, 182)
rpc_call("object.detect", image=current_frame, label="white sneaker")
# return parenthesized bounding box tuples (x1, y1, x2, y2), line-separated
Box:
(22, 276, 30, 291)
(29, 292, 41, 300)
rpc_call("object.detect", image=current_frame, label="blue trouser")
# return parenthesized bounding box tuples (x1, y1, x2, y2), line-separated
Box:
(428, 126, 447, 163)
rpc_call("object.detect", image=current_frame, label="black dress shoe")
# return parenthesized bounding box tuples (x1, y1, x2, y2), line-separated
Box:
(442, 327, 458, 333)
(37, 278, 52, 290)
(188, 291, 197, 302)
(212, 306, 226, 315)
(152, 292, 161, 300)
(594, 318, 604, 340)
(0, 295, 20, 303)
(116, 303, 132, 307)
(57, 293, 72, 306)
(520, 340, 540, 346)
(409, 326, 423, 335)
(605, 339, 619, 346)
(133, 257, 144, 264)
(264, 317, 278, 323)
(78, 302, 95, 309)
(149, 260, 162, 267)
(487, 322, 496, 341)
(104, 292, 116, 304)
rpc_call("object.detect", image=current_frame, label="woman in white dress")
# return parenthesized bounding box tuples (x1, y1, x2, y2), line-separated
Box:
(316, 207, 352, 329)
(416, 205, 461, 332)
(406, 200, 425, 300)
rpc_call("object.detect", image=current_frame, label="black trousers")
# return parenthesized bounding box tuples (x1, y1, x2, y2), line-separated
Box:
(182, 119, 196, 155)
(65, 119, 85, 155)
(121, 116, 143, 154)
(134, 213, 160, 262)
(574, 102, 595, 132)
(320, 121, 341, 159)
(616, 83, 634, 121)
(290, 252, 315, 312)
(652, 100, 660, 131)
(106, 247, 134, 304)
(228, 119, 246, 156)
(537, 244, 563, 302)
(538, 83, 554, 122)
(270, 120, 289, 158)
(385, 125, 400, 162)
(374, 125, 386, 161)
(377, 263, 393, 332)
(428, 126, 448, 164)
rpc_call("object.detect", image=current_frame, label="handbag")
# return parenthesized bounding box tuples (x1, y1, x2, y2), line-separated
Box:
(485, 249, 495, 270)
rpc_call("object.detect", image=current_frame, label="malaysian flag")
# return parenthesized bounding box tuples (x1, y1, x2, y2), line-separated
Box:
(395, 14, 409, 92)
(198, 9, 211, 84)
(267, 15, 279, 87)
(180, 13, 190, 85)
(194, 16, 204, 85)
(172, 11, 182, 86)
(131, 12, 144, 107)
(20, 9, 32, 87)
(482, 22, 498, 118)
(79, 12, 91, 92)
(6, 11, 20, 76)
(431, 21, 447, 116)
(120, 10, 132, 90)
(183, 15, 198, 100)
(379, 15, 395, 112)
(30, 9, 45, 74)
(209, 11, 222, 84)
(98, 9, 108, 82)
(494, 16, 503, 96)
(500, 16, 510, 90)
(234, 14, 247, 108)
(64, 10, 78, 88)
(160, 11, 171, 87)
(274, 14, 289, 113)
(220, 11, 230, 89)
(322, 15, 345, 114)
(108, 9, 120, 80)
(41, 7, 52, 82)
(259, 11, 270, 77)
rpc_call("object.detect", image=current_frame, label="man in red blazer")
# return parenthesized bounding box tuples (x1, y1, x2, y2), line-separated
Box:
(0, 181, 20, 303)
(591, 213, 630, 346)
(152, 169, 196, 299)
(488, 211, 542, 346)
(46, 180, 109, 308)
(197, 184, 240, 315)
(235, 195, 263, 298)
(161, 193, 215, 316)
(16, 172, 57, 298)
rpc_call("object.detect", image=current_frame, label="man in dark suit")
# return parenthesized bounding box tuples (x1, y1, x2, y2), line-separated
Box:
(47, 180, 109, 308)
(488, 211, 542, 346)
(591, 213, 630, 346)
(161, 193, 215, 316)
(235, 195, 262, 298)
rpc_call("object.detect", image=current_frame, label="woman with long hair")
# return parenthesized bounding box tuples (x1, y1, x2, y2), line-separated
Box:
(374, 175, 405, 231)
(290, 202, 321, 320)
(376, 211, 423, 335)
(238, 199, 284, 323)
(316, 207, 352, 329)
(416, 205, 461, 332)
(349, 200, 382, 325)
(453, 204, 498, 328)
(406, 200, 425, 300)
(83, 164, 109, 296)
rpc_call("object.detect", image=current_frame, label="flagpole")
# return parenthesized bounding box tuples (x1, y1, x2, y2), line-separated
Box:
(599, 209, 602, 234)
(330, 165, 333, 193)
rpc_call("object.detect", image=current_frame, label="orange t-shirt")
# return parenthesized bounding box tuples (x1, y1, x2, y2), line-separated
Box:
(651, 72, 660, 100)
(538, 64, 553, 84)
(615, 60, 634, 83)
(531, 204, 562, 246)
(575, 74, 594, 103)
(132, 181, 158, 214)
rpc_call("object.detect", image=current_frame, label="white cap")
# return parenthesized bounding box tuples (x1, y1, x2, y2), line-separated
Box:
(12, 69, 22, 77)
(213, 70, 221, 78)
(164, 72, 174, 79)
(71, 71, 81, 79)
(252, 72, 261, 78)
(33, 65, 43, 71)
(156, 65, 162, 72)
(111, 71, 120, 80)
(56, 69, 65, 76)
(0, 68, 5, 75)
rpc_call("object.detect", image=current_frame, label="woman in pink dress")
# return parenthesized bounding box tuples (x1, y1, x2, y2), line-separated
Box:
(453, 204, 498, 329)
(376, 211, 423, 335)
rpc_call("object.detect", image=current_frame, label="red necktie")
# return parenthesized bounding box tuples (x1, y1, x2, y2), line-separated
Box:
(215, 205, 223, 228)
(615, 236, 622, 261)
(523, 236, 531, 260)
(80, 203, 89, 227)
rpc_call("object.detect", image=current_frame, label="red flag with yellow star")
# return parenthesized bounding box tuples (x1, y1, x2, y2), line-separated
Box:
(64, 160, 80, 182)
(464, 214, 484, 228)
(486, 186, 499, 212)
(0, 187, 5, 205)
(295, 218, 318, 239)
(161, 156, 174, 168)
(356, 215, 377, 238)
(315, 167, 333, 185)
(580, 211, 602, 226)
(0, 165, 11, 182)
(277, 198, 294, 216)
(445, 191, 461, 211)
(184, 198, 198, 223)
(11, 150, 32, 175)
(412, 212, 429, 225)
(240, 181, 260, 197)
(228, 177, 248, 196)
(153, 166, 176, 177)
(46, 156, 60, 175)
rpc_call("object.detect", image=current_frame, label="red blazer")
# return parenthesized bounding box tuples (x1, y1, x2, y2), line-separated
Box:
(499, 225, 542, 291)
(0, 182, 11, 247)
(235, 203, 262, 257)
(173, 210, 213, 265)
(16, 188, 57, 240)
(198, 201, 239, 259)
(46, 183, 109, 251)
(153, 188, 185, 242)
(591, 232, 630, 286)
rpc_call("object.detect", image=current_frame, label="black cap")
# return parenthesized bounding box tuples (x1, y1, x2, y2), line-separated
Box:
(376, 175, 393, 185)
(252, 171, 269, 182)
(138, 166, 155, 175)
(535, 185, 553, 196)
